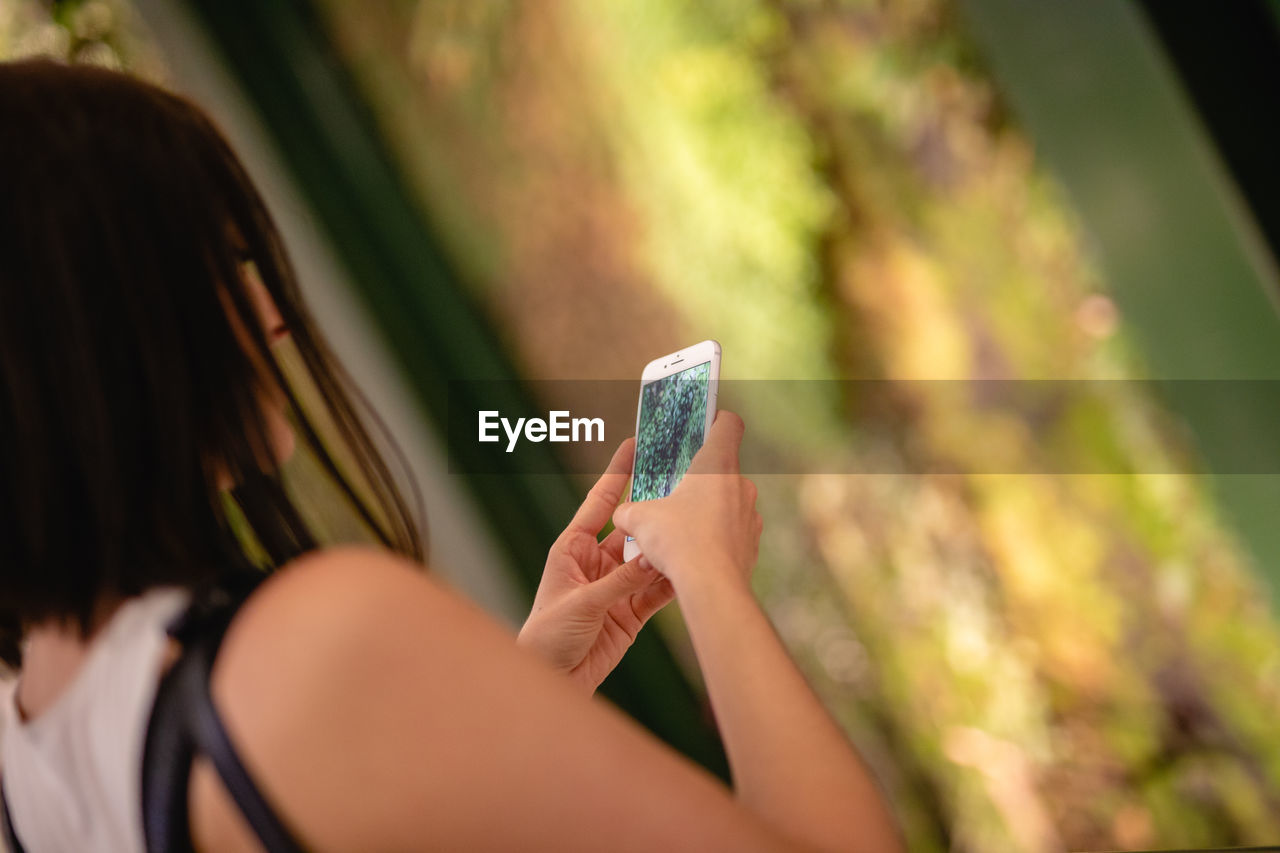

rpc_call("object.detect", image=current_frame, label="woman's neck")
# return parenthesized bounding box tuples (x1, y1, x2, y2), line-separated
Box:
(15, 595, 126, 721)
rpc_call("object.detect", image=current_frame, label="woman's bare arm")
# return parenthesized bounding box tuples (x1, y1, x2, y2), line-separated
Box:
(191, 547, 796, 852)
(191, 414, 902, 851)
(673, 572, 903, 853)
(610, 412, 904, 853)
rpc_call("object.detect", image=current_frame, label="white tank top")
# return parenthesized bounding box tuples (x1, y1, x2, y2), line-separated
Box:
(0, 588, 191, 852)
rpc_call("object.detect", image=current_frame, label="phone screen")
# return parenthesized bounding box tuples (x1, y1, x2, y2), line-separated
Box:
(630, 360, 712, 504)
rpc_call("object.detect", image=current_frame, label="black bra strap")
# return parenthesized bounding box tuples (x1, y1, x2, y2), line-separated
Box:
(182, 624, 305, 851)
(142, 574, 307, 852)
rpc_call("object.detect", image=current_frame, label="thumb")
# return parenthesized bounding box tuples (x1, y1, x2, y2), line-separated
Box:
(584, 558, 655, 609)
(611, 501, 647, 536)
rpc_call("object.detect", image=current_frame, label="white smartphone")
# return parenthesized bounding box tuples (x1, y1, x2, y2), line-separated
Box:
(623, 339, 721, 562)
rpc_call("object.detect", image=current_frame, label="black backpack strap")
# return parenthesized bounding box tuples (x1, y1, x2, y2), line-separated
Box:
(141, 571, 307, 853)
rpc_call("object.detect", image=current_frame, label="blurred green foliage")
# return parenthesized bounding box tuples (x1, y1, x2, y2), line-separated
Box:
(0, 0, 164, 75)
(312, 0, 1280, 849)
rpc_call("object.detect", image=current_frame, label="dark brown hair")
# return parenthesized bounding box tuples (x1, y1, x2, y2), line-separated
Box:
(0, 59, 424, 664)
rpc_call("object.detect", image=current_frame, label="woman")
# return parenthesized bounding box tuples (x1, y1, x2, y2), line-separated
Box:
(0, 59, 903, 852)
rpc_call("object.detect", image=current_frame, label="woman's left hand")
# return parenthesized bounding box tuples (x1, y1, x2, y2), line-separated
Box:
(517, 438, 675, 694)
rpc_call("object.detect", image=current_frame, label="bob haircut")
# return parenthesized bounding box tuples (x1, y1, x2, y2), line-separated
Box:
(0, 59, 424, 664)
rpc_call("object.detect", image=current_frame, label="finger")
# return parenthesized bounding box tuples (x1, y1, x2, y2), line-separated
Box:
(611, 500, 649, 536)
(569, 437, 636, 534)
(686, 411, 744, 476)
(632, 576, 676, 624)
(612, 500, 662, 539)
(584, 558, 656, 610)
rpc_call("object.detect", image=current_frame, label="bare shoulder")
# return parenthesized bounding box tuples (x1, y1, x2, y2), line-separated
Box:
(210, 543, 512, 755)
(191, 546, 510, 850)
(213, 545, 509, 696)
(229, 544, 458, 641)
(190, 545, 783, 852)
(209, 545, 482, 718)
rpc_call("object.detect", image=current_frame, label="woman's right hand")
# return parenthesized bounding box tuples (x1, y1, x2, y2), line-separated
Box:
(610, 411, 762, 594)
